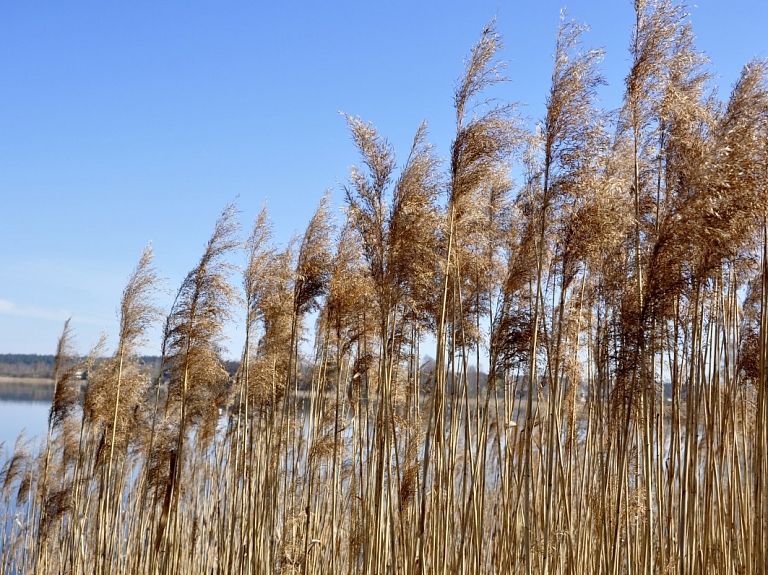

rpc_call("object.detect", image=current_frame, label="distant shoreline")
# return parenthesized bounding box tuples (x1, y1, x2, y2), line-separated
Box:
(0, 377, 55, 402)
(0, 376, 54, 385)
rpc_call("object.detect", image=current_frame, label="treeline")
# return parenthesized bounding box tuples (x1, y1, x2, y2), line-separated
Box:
(0, 355, 230, 381)
(2, 2, 768, 574)
(0, 355, 56, 379)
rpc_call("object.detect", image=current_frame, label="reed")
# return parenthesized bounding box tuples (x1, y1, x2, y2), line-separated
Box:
(3, 3, 768, 573)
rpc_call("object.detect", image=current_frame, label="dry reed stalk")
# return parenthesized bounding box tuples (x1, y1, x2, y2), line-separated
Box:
(154, 202, 239, 566)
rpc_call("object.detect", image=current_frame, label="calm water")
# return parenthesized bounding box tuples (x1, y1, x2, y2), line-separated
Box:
(0, 399, 49, 456)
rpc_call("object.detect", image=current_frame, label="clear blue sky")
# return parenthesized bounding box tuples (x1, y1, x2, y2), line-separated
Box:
(1, 1, 765, 358)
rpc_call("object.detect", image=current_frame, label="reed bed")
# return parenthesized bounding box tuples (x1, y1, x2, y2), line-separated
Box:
(2, 2, 768, 573)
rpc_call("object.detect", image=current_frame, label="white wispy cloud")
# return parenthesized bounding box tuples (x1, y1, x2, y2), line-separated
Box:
(0, 299, 71, 321)
(0, 299, 105, 326)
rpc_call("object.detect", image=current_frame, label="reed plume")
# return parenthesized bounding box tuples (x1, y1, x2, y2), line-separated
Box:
(345, 114, 441, 573)
(154, 202, 239, 564)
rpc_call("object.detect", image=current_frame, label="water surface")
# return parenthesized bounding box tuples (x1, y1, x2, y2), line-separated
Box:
(0, 399, 49, 456)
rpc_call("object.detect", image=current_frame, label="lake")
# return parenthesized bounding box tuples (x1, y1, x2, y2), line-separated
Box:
(0, 382, 51, 462)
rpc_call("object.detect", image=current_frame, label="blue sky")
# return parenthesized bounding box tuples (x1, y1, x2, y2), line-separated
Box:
(1, 1, 766, 358)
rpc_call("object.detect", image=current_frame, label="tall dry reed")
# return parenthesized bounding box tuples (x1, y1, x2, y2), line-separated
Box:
(3, 4, 768, 574)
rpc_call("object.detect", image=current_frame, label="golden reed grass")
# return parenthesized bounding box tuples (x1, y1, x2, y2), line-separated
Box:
(2, 2, 768, 573)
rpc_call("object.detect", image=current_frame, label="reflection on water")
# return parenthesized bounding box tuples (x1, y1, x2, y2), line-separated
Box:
(0, 380, 52, 452)
(0, 381, 53, 403)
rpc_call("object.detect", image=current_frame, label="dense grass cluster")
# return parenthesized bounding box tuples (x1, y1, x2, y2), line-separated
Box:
(2, 2, 768, 573)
